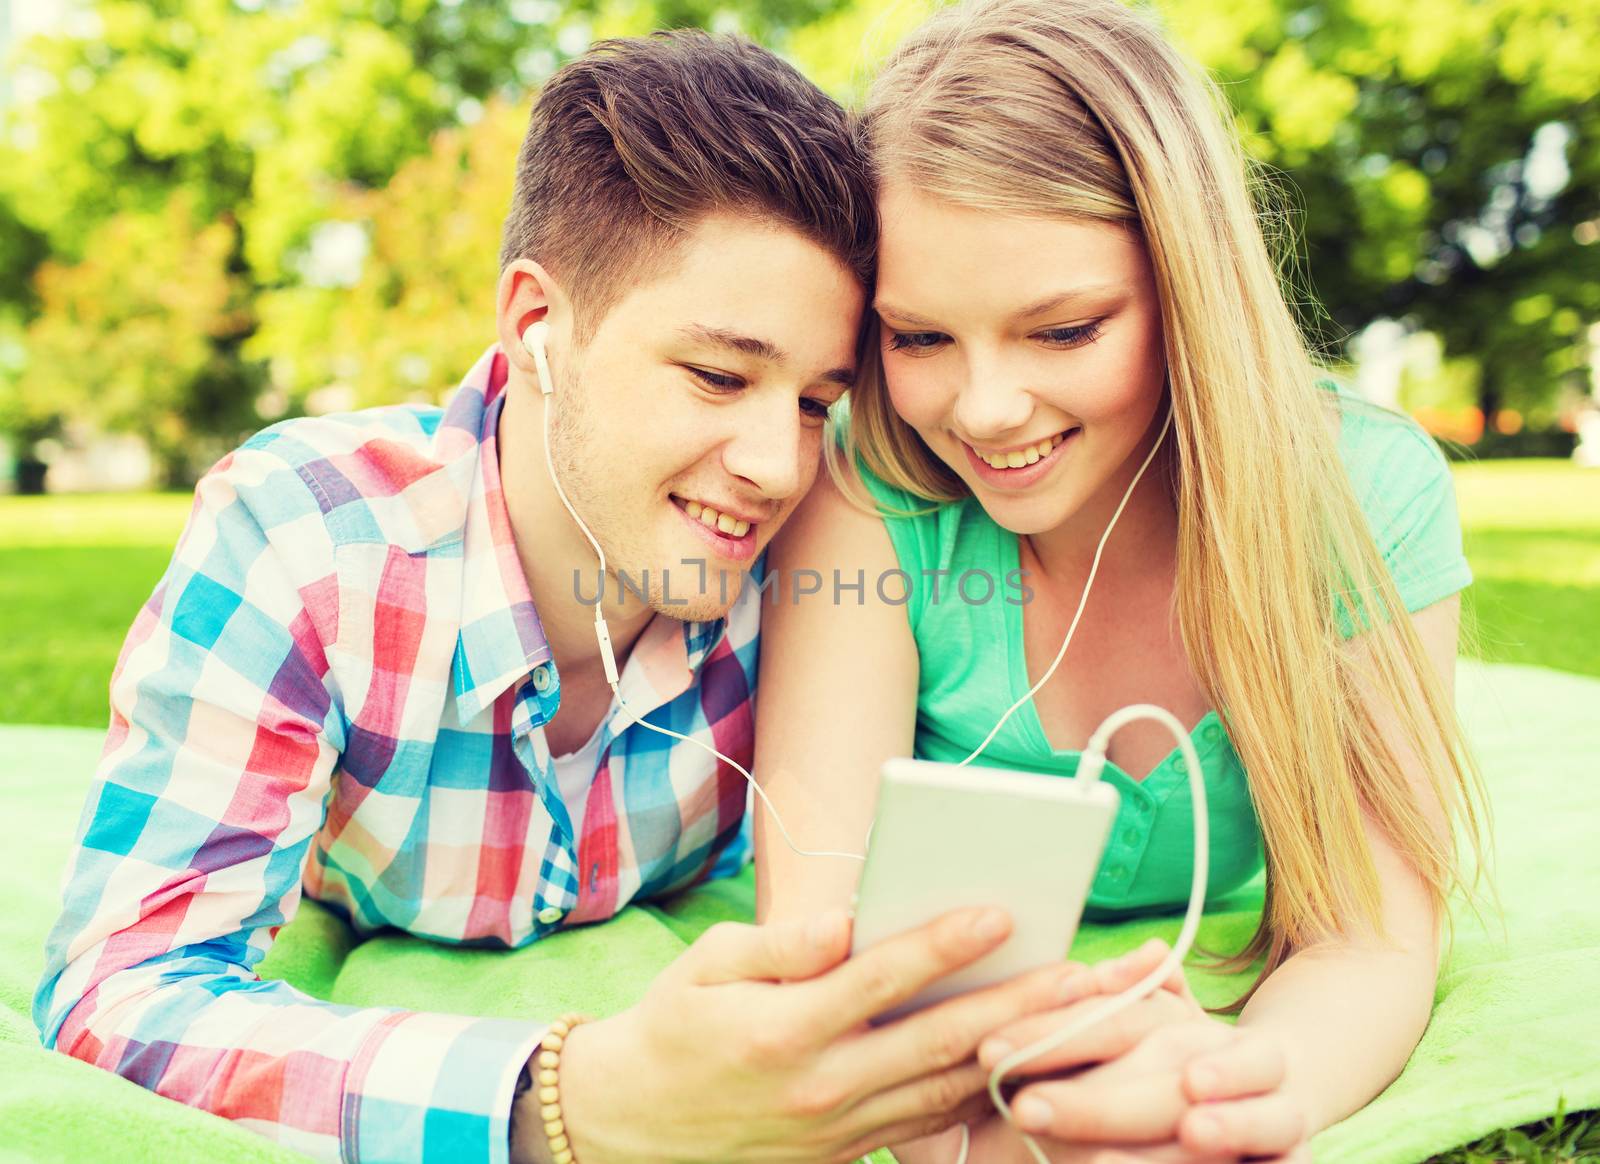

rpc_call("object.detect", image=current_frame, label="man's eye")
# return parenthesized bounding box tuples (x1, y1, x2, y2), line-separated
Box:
(884, 330, 948, 354)
(687, 366, 744, 391)
(800, 398, 834, 420)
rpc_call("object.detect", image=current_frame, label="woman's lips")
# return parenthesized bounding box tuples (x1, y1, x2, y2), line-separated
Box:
(963, 428, 1081, 491)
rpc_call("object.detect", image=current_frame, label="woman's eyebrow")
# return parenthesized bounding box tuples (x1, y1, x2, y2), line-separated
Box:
(876, 284, 1128, 329)
(873, 302, 941, 327)
(1013, 283, 1127, 319)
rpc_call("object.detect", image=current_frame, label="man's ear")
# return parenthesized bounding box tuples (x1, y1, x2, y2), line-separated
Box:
(496, 259, 569, 375)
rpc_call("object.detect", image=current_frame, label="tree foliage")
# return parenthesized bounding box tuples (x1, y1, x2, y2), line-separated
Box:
(0, 0, 1595, 487)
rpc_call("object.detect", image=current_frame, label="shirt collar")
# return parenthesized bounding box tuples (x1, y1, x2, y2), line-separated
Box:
(450, 345, 554, 724)
(447, 343, 734, 728)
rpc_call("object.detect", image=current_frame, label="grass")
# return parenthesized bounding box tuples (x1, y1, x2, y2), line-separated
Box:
(1, 463, 1597, 1161)
(0, 492, 192, 727)
(1454, 460, 1600, 681)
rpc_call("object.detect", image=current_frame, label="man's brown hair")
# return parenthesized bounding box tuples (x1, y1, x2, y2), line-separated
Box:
(499, 30, 876, 338)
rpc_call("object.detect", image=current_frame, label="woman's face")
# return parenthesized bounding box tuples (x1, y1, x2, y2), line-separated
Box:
(874, 182, 1169, 537)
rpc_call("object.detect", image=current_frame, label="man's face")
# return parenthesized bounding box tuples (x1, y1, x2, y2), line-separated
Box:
(541, 213, 864, 621)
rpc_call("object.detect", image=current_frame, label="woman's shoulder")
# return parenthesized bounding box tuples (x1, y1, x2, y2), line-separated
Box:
(1319, 379, 1471, 610)
(1321, 380, 1455, 517)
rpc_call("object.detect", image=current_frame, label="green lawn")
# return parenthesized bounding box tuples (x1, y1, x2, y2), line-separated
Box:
(1, 463, 1598, 1162)
(1454, 460, 1600, 680)
(2, 461, 1595, 729)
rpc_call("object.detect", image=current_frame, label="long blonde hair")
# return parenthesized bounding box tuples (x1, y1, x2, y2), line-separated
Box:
(845, 0, 1490, 1009)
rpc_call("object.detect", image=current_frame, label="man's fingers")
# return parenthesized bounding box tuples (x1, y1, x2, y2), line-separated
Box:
(1094, 939, 1195, 1003)
(845, 959, 1080, 1090)
(1009, 1067, 1188, 1144)
(836, 1060, 995, 1150)
(1182, 1031, 1288, 1102)
(799, 906, 1014, 1036)
(977, 988, 1197, 1074)
(1179, 1095, 1307, 1160)
(686, 912, 850, 986)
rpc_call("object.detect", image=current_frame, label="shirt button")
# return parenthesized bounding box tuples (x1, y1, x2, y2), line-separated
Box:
(1122, 827, 1140, 845)
(1172, 756, 1188, 775)
(1106, 864, 1128, 880)
(537, 905, 564, 925)
(588, 864, 601, 893)
(531, 665, 554, 694)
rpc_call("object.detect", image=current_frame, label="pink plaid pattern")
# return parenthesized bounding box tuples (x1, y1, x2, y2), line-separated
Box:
(35, 344, 761, 1163)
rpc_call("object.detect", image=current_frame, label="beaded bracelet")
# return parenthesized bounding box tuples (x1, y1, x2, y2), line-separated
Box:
(529, 1013, 591, 1164)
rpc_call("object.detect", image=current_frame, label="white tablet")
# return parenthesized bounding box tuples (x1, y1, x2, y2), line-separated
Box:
(849, 756, 1120, 1022)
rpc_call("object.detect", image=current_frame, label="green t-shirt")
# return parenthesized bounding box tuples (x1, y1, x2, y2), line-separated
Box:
(847, 391, 1472, 916)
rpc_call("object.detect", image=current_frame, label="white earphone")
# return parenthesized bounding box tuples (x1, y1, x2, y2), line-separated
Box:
(522, 320, 554, 396)
(522, 319, 1206, 1164)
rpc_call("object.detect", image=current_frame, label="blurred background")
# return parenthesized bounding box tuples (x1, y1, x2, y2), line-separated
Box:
(0, 2, 1596, 1157)
(0, 0, 1595, 708)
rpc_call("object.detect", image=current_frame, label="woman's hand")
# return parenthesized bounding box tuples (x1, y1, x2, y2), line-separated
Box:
(537, 906, 1082, 1164)
(989, 1016, 1309, 1162)
(890, 939, 1203, 1164)
(902, 940, 1311, 1164)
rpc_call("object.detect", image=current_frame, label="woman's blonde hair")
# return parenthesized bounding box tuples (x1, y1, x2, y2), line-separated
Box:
(845, 0, 1490, 1009)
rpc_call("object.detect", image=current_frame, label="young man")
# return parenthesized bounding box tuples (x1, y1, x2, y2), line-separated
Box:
(33, 31, 1073, 1164)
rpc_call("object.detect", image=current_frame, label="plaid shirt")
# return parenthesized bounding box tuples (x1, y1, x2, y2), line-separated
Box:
(33, 344, 759, 1163)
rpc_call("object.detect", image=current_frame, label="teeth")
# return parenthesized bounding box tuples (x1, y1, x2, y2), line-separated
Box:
(979, 432, 1070, 470)
(677, 497, 752, 538)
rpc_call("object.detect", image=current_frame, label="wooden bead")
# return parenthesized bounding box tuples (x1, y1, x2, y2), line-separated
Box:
(540, 1103, 561, 1122)
(538, 1085, 560, 1105)
(538, 1050, 560, 1069)
(543, 1119, 564, 1139)
(538, 1069, 559, 1087)
(550, 1020, 571, 1037)
(550, 1134, 570, 1153)
(553, 1150, 573, 1164)
(543, 1032, 565, 1052)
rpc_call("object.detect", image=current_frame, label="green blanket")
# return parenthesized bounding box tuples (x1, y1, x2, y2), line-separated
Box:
(2, 659, 1596, 1163)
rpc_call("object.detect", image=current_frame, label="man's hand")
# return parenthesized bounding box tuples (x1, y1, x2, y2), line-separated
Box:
(530, 906, 1081, 1164)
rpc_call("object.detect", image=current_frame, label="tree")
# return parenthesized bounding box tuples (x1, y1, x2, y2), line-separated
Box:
(1152, 0, 1600, 426)
(13, 192, 253, 487)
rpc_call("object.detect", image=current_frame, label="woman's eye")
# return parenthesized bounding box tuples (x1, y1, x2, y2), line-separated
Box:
(799, 397, 835, 421)
(884, 329, 948, 354)
(687, 366, 744, 391)
(1036, 321, 1103, 348)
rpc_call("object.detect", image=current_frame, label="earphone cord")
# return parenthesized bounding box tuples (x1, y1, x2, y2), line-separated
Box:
(540, 394, 867, 863)
(532, 329, 1205, 1164)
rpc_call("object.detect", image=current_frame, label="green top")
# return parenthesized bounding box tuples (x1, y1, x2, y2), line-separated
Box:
(848, 390, 1473, 916)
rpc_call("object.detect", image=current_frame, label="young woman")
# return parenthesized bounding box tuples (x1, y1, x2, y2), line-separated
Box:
(754, 0, 1489, 1160)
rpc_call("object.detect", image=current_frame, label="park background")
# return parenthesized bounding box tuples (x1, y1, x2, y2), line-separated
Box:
(0, 0, 1596, 1160)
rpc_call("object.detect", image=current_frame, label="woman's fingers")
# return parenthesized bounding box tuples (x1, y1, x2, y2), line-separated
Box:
(1006, 1064, 1190, 1144)
(1178, 1094, 1308, 1160)
(1181, 1030, 1289, 1102)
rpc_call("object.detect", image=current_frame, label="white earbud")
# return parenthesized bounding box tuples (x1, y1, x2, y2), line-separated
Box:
(521, 321, 554, 397)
